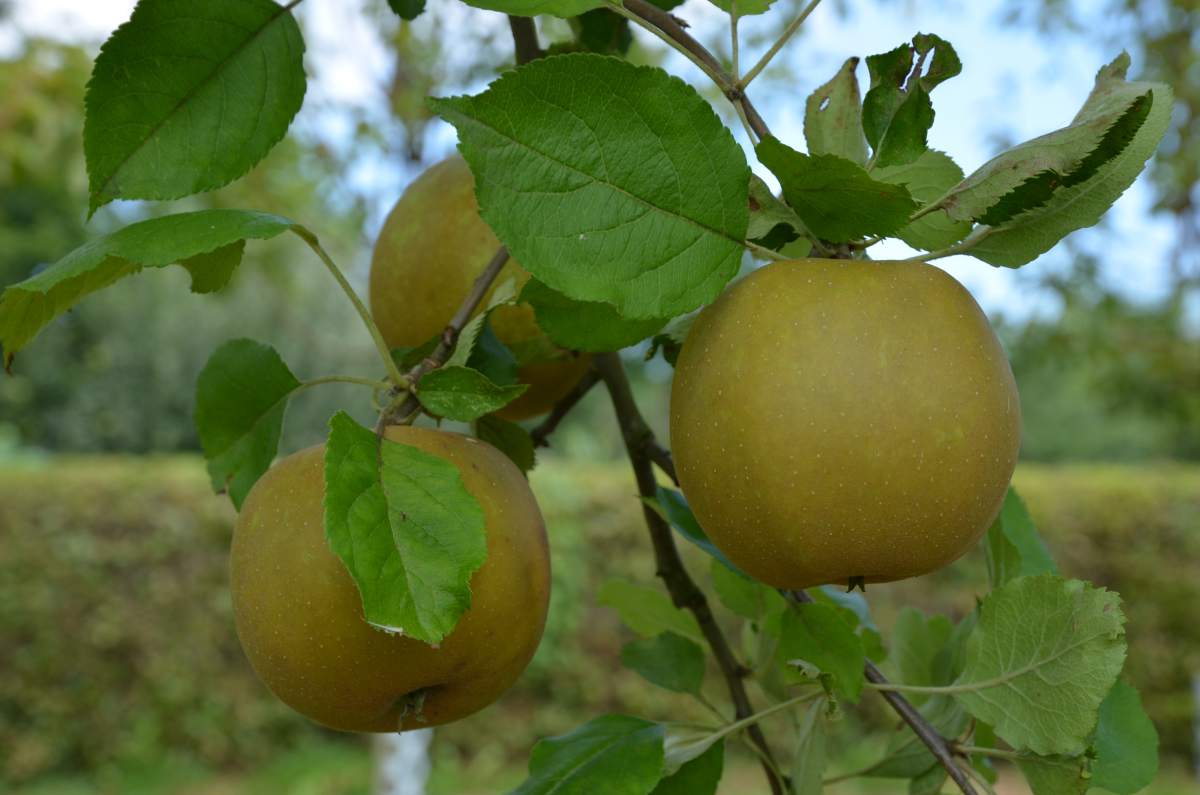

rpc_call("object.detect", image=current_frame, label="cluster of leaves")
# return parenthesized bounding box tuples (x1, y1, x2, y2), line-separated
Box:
(0, 0, 1171, 791)
(530, 487, 1157, 795)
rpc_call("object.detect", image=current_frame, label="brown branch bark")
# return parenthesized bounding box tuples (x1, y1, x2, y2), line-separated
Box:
(785, 590, 978, 795)
(594, 353, 786, 795)
(382, 247, 510, 424)
(620, 0, 770, 140)
(508, 15, 544, 65)
(529, 368, 602, 448)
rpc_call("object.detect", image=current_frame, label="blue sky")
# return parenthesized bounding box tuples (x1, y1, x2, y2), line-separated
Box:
(2, 0, 1178, 320)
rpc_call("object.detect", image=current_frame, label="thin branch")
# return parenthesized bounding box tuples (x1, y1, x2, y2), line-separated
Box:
(594, 353, 787, 795)
(379, 13, 549, 429)
(508, 15, 544, 65)
(529, 368, 602, 448)
(786, 590, 979, 795)
(618, 0, 772, 140)
(739, 0, 824, 88)
(747, 239, 789, 260)
(730, 1, 741, 83)
(291, 227, 408, 388)
(382, 246, 510, 424)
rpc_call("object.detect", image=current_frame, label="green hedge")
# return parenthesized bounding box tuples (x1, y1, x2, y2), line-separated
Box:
(1, 456, 1196, 786)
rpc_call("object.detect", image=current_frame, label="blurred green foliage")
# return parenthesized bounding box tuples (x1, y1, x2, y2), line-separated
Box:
(0, 38, 380, 455)
(1, 456, 1196, 789)
(999, 256, 1200, 461)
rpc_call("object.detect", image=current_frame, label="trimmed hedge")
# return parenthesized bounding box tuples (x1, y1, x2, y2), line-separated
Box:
(1, 456, 1196, 786)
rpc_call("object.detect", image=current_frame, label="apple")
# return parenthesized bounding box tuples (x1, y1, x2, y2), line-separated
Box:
(369, 155, 591, 420)
(230, 425, 551, 731)
(670, 258, 1021, 589)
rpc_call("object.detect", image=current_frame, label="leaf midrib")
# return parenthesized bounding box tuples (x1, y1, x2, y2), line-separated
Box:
(439, 104, 746, 251)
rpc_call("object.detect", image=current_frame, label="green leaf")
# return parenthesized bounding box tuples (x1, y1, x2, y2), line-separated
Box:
(392, 337, 440, 372)
(756, 137, 917, 242)
(890, 608, 953, 693)
(574, 9, 633, 56)
(978, 93, 1153, 228)
(598, 580, 702, 643)
(462, 0, 602, 18)
(0, 210, 294, 367)
(1091, 680, 1158, 794)
(445, 278, 519, 370)
(871, 150, 971, 250)
(862, 44, 911, 148)
(84, 0, 305, 213)
(939, 53, 1163, 226)
(791, 699, 827, 795)
(862, 36, 960, 168)
(813, 587, 877, 631)
(662, 727, 720, 777)
(323, 413, 487, 644)
(931, 609, 978, 685)
(912, 33, 963, 89)
(386, 0, 426, 20)
(1015, 754, 1089, 795)
(908, 764, 947, 795)
(621, 632, 706, 695)
(474, 415, 536, 474)
(179, 241, 244, 294)
(521, 279, 667, 352)
(985, 487, 1058, 589)
(875, 86, 934, 168)
(710, 559, 773, 620)
(805, 57, 868, 166)
(746, 175, 806, 243)
(467, 323, 520, 387)
(952, 574, 1126, 756)
(430, 54, 750, 319)
(940, 56, 1171, 266)
(194, 339, 300, 509)
(512, 715, 665, 795)
(966, 84, 1171, 266)
(867, 695, 968, 778)
(651, 740, 723, 795)
(417, 366, 528, 422)
(780, 603, 865, 702)
(970, 722, 1000, 784)
(706, 0, 776, 16)
(650, 487, 743, 574)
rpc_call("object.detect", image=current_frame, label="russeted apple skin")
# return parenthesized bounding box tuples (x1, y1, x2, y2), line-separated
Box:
(230, 426, 551, 733)
(670, 258, 1021, 590)
(368, 154, 591, 420)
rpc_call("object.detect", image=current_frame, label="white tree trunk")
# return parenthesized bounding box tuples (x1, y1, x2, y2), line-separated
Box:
(374, 729, 433, 795)
(1193, 674, 1200, 780)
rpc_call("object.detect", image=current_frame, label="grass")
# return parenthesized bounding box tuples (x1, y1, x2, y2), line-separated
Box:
(11, 742, 1197, 795)
(2, 455, 1197, 794)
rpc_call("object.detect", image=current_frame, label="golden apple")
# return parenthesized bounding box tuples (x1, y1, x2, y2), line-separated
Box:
(369, 155, 591, 420)
(230, 425, 551, 732)
(670, 258, 1020, 589)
